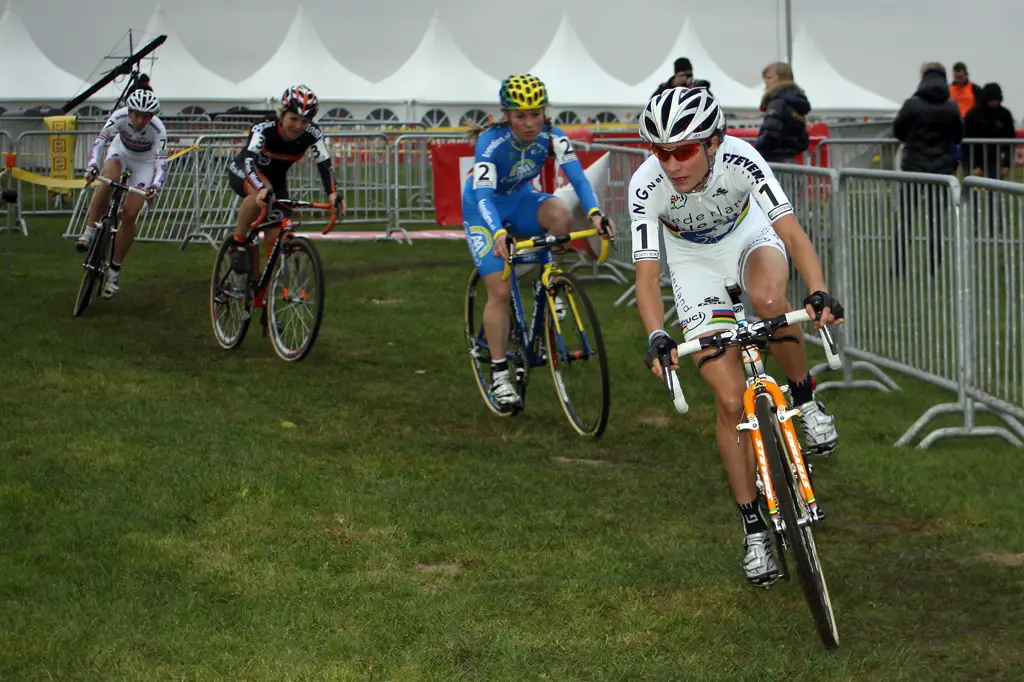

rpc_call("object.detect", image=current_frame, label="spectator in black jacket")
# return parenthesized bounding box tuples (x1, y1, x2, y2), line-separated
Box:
(892, 62, 963, 276)
(754, 62, 811, 163)
(893, 63, 963, 174)
(964, 82, 1016, 180)
(649, 58, 712, 99)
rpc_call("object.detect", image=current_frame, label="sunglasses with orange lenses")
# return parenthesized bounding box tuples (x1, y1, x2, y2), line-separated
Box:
(651, 143, 702, 163)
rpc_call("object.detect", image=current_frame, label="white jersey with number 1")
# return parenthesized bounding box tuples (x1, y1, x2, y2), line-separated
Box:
(87, 107, 169, 190)
(628, 135, 795, 341)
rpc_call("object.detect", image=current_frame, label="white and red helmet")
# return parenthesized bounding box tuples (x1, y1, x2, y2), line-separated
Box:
(280, 84, 319, 119)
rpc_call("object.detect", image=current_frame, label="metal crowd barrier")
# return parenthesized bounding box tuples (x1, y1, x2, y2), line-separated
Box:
(388, 132, 466, 243)
(834, 168, 1023, 448)
(956, 177, 1024, 441)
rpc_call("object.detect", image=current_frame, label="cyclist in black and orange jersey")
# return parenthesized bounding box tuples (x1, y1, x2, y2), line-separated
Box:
(225, 84, 345, 273)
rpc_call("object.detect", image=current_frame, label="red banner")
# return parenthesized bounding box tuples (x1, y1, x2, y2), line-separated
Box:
(430, 144, 609, 228)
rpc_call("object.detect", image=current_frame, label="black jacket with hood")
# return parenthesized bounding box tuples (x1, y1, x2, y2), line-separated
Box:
(754, 82, 812, 162)
(963, 83, 1017, 176)
(892, 68, 963, 174)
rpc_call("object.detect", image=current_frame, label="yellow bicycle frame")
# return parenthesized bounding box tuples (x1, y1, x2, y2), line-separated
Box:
(499, 228, 610, 341)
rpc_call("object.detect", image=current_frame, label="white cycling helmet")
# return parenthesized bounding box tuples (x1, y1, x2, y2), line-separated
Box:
(125, 88, 160, 114)
(639, 87, 723, 145)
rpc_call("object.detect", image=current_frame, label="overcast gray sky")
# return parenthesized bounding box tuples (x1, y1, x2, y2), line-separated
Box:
(13, 0, 1024, 118)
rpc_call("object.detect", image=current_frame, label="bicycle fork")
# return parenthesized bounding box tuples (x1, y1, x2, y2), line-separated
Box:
(737, 380, 825, 539)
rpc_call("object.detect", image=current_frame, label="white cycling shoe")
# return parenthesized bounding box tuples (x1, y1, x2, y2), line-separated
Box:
(490, 370, 521, 410)
(744, 531, 779, 587)
(797, 399, 838, 455)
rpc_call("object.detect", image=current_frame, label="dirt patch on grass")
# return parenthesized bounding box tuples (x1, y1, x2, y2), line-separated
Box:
(976, 552, 1024, 567)
(312, 516, 361, 543)
(413, 561, 465, 576)
(552, 456, 629, 468)
(637, 414, 673, 428)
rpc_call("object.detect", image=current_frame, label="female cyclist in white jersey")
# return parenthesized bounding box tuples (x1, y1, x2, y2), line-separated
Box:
(629, 87, 845, 587)
(77, 88, 168, 299)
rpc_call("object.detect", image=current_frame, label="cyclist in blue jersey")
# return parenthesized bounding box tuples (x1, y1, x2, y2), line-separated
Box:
(464, 73, 616, 409)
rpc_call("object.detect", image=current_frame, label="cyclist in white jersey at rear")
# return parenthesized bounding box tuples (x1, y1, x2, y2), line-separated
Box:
(77, 88, 168, 299)
(629, 87, 845, 587)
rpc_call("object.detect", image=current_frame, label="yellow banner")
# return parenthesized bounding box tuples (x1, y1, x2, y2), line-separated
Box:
(43, 114, 78, 197)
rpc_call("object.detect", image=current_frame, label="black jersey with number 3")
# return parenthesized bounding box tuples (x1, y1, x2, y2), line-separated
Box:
(232, 117, 335, 194)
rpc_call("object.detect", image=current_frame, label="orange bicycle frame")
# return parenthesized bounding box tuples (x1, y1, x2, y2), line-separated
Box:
(742, 377, 820, 527)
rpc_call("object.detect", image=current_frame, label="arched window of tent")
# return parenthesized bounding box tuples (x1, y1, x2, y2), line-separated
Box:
(367, 108, 399, 122)
(225, 106, 251, 114)
(421, 108, 450, 128)
(326, 107, 352, 119)
(460, 109, 489, 127)
(554, 111, 581, 126)
(76, 105, 105, 118)
(180, 105, 207, 116)
(595, 111, 619, 124)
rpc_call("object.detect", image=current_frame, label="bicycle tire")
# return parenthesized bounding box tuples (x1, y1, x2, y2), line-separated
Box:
(72, 221, 110, 317)
(544, 271, 609, 438)
(464, 268, 525, 417)
(267, 236, 325, 361)
(755, 393, 839, 650)
(209, 236, 252, 350)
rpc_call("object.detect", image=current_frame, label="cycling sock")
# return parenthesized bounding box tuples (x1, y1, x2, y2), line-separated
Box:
(789, 374, 814, 405)
(491, 359, 509, 377)
(233, 233, 246, 243)
(738, 499, 768, 535)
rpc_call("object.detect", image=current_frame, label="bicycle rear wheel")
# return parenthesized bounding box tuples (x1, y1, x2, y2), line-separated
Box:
(755, 393, 839, 650)
(544, 271, 609, 437)
(209, 236, 252, 350)
(72, 221, 111, 317)
(267, 236, 325, 361)
(464, 268, 528, 416)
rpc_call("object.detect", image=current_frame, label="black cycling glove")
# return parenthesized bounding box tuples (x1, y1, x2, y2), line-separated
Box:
(803, 290, 845, 321)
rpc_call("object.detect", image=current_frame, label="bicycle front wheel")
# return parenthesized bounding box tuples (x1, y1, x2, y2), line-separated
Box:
(73, 222, 111, 317)
(267, 236, 325, 361)
(755, 393, 839, 650)
(209, 237, 252, 350)
(544, 271, 609, 438)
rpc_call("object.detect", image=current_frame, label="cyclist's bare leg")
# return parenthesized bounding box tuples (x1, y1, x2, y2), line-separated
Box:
(234, 186, 264, 242)
(537, 196, 573, 264)
(111, 192, 146, 264)
(85, 159, 122, 226)
(743, 246, 807, 382)
(695, 344, 758, 504)
(482, 271, 512, 362)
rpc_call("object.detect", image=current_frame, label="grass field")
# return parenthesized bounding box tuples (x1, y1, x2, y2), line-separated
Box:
(1, 220, 1023, 680)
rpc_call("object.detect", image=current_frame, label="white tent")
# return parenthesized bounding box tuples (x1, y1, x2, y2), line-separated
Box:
(632, 18, 758, 110)
(239, 5, 391, 104)
(89, 1, 259, 105)
(0, 1, 87, 102)
(528, 13, 637, 109)
(752, 26, 898, 112)
(374, 10, 499, 105)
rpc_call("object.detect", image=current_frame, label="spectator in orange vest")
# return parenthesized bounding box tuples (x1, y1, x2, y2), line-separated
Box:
(949, 62, 982, 117)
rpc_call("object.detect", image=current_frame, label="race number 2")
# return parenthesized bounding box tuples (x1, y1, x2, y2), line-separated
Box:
(473, 162, 497, 190)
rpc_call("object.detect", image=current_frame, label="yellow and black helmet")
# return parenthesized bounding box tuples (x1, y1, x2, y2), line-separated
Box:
(499, 74, 549, 110)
